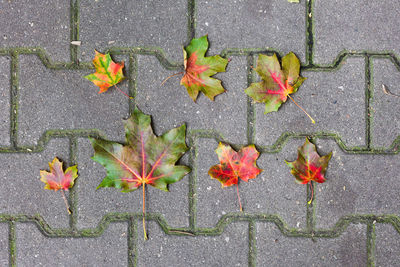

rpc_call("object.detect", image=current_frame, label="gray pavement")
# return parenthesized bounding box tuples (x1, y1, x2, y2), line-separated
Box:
(0, 0, 399, 266)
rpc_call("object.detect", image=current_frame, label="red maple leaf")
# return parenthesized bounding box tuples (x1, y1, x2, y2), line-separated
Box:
(208, 143, 262, 211)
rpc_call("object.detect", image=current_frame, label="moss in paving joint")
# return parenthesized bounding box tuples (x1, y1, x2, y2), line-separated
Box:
(365, 56, 373, 149)
(128, 53, 138, 113)
(68, 136, 79, 230)
(187, 0, 196, 41)
(10, 51, 19, 149)
(306, 0, 315, 66)
(188, 133, 198, 231)
(248, 220, 257, 267)
(367, 222, 376, 267)
(221, 48, 281, 58)
(9, 221, 16, 267)
(246, 54, 256, 145)
(127, 216, 137, 267)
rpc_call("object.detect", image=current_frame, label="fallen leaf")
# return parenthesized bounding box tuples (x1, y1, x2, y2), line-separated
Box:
(285, 138, 332, 204)
(208, 142, 262, 211)
(91, 108, 190, 239)
(245, 52, 314, 123)
(40, 157, 78, 191)
(85, 50, 125, 94)
(180, 35, 228, 101)
(40, 157, 78, 214)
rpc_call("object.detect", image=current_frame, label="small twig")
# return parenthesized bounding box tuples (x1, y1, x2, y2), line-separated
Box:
(287, 94, 315, 124)
(160, 72, 184, 86)
(168, 230, 195, 236)
(60, 190, 72, 214)
(114, 84, 133, 99)
(382, 84, 400, 97)
(307, 182, 314, 205)
(236, 183, 243, 212)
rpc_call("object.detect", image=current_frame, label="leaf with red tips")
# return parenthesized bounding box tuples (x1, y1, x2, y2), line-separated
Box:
(285, 139, 332, 204)
(180, 35, 228, 101)
(245, 52, 314, 123)
(208, 143, 262, 211)
(91, 107, 191, 239)
(285, 138, 332, 185)
(40, 157, 78, 191)
(85, 50, 125, 93)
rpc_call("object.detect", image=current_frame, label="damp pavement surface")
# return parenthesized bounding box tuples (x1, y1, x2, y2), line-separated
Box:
(0, 0, 399, 266)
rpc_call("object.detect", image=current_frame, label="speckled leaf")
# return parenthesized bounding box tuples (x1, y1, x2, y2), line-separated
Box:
(91, 108, 190, 192)
(180, 35, 228, 101)
(245, 52, 306, 114)
(85, 50, 125, 93)
(285, 138, 332, 184)
(40, 157, 78, 191)
(208, 143, 262, 187)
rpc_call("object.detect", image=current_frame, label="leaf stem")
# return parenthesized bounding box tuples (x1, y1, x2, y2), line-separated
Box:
(287, 94, 315, 124)
(160, 72, 184, 86)
(308, 182, 314, 205)
(142, 183, 148, 240)
(60, 190, 72, 214)
(114, 84, 133, 99)
(236, 183, 243, 212)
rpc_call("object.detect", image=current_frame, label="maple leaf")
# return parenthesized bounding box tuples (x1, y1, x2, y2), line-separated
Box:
(208, 142, 262, 211)
(91, 108, 191, 239)
(180, 35, 228, 101)
(285, 138, 332, 204)
(245, 52, 315, 123)
(85, 50, 131, 97)
(40, 157, 78, 214)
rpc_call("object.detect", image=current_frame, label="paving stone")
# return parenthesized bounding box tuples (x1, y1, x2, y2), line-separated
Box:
(375, 223, 400, 267)
(196, 138, 306, 229)
(255, 57, 366, 148)
(79, 0, 188, 63)
(0, 56, 10, 146)
(0, 1, 70, 62)
(256, 222, 367, 266)
(313, 140, 400, 229)
(371, 58, 400, 148)
(16, 222, 127, 266)
(197, 0, 306, 62)
(0, 223, 9, 266)
(76, 138, 190, 229)
(0, 139, 70, 228)
(314, 0, 400, 65)
(18, 55, 129, 146)
(136, 55, 248, 144)
(137, 221, 248, 267)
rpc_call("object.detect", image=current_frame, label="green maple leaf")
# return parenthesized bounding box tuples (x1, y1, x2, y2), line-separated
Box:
(245, 52, 314, 123)
(91, 108, 190, 239)
(180, 35, 228, 101)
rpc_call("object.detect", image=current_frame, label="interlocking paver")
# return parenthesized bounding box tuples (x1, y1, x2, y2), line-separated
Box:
(314, 0, 400, 65)
(16, 222, 128, 266)
(196, 0, 306, 62)
(18, 55, 129, 146)
(196, 138, 306, 229)
(76, 139, 189, 229)
(375, 224, 400, 267)
(137, 221, 248, 266)
(0, 1, 70, 62)
(0, 139, 70, 228)
(371, 58, 400, 148)
(0, 223, 9, 266)
(0, 56, 10, 146)
(1, 0, 399, 266)
(314, 140, 400, 229)
(136, 55, 248, 144)
(255, 57, 366, 148)
(79, 0, 188, 62)
(256, 223, 367, 266)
